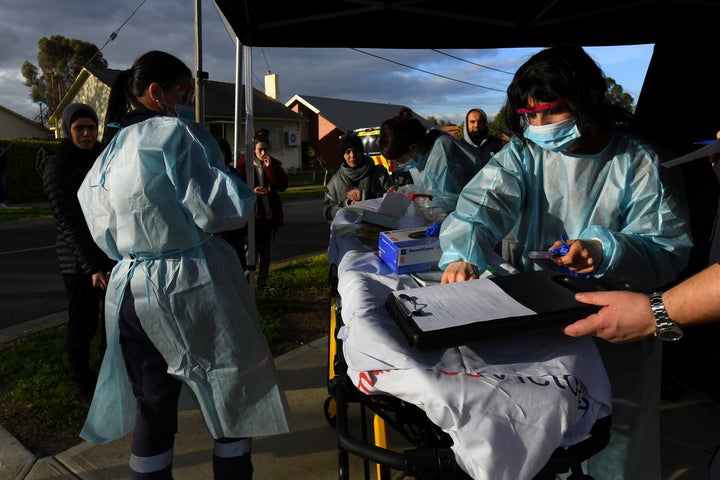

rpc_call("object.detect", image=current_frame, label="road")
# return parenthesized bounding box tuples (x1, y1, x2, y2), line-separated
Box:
(0, 197, 328, 330)
(0, 219, 66, 328)
(272, 198, 329, 262)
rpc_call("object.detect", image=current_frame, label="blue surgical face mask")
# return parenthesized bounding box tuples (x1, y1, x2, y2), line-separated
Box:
(524, 117, 581, 152)
(395, 158, 417, 172)
(159, 90, 195, 123)
(174, 104, 196, 123)
(395, 148, 423, 172)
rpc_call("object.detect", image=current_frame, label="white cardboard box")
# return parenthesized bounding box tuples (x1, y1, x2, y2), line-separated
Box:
(378, 227, 441, 274)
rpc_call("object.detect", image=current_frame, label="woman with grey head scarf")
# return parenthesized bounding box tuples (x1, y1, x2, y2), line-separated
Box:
(323, 132, 394, 222)
(37, 102, 111, 409)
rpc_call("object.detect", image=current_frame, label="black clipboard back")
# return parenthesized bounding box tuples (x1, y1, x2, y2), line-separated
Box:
(386, 270, 607, 352)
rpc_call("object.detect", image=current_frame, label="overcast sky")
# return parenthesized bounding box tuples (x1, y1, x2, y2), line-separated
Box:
(0, 0, 655, 126)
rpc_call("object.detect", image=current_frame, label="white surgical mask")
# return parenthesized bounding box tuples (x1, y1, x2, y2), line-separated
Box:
(524, 117, 581, 152)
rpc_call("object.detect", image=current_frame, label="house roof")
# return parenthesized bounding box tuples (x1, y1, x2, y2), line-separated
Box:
(286, 95, 431, 132)
(0, 104, 44, 127)
(69, 67, 301, 122)
(203, 80, 300, 121)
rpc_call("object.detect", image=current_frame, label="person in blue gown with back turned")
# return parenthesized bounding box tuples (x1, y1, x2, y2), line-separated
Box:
(77, 50, 289, 480)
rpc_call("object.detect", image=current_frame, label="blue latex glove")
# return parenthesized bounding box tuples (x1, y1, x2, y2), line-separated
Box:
(426, 222, 440, 237)
(549, 234, 591, 279)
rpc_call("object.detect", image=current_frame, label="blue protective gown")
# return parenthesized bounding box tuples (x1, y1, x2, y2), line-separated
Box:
(439, 132, 692, 290)
(77, 116, 290, 443)
(439, 131, 692, 480)
(403, 130, 490, 211)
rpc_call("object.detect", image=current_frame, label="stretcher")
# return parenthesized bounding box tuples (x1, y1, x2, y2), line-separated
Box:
(326, 279, 610, 480)
(325, 202, 613, 479)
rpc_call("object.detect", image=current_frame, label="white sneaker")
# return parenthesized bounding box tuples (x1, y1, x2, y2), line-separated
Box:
(0, 203, 7, 209)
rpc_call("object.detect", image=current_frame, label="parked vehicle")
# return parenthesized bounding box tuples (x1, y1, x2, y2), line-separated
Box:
(354, 127, 412, 186)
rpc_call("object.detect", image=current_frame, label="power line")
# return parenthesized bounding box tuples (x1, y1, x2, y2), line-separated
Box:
(431, 49, 515, 75)
(254, 48, 285, 104)
(18, 0, 147, 141)
(261, 48, 271, 74)
(84, 0, 147, 67)
(350, 48, 506, 93)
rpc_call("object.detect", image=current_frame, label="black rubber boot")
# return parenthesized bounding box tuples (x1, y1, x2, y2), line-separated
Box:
(213, 453, 253, 480)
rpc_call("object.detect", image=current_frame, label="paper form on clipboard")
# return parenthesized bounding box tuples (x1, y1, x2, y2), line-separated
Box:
(385, 270, 606, 351)
(390, 278, 536, 332)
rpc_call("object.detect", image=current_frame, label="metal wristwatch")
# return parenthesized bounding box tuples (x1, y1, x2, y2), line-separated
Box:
(649, 291, 683, 341)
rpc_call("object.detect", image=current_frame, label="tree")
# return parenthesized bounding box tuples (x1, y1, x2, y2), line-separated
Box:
(305, 146, 330, 186)
(22, 35, 107, 123)
(426, 115, 454, 128)
(490, 105, 509, 138)
(605, 77, 634, 113)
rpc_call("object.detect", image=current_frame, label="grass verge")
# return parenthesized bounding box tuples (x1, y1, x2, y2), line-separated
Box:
(0, 206, 52, 223)
(278, 184, 325, 201)
(254, 252, 330, 348)
(0, 252, 330, 456)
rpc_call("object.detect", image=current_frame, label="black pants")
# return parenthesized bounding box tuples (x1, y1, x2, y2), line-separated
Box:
(119, 285, 252, 480)
(62, 273, 105, 391)
(251, 218, 275, 287)
(120, 285, 182, 479)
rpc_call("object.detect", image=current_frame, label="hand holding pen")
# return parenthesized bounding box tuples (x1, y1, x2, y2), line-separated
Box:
(549, 234, 603, 275)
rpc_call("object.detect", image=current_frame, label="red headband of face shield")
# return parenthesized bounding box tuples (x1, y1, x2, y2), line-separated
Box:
(516, 98, 568, 114)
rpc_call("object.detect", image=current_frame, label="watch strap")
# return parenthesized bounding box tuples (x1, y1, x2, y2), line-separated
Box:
(650, 291, 683, 341)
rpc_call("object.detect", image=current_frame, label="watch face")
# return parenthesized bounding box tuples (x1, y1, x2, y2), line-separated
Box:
(657, 327, 683, 341)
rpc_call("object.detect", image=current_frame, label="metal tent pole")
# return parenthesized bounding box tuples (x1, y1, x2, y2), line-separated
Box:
(244, 45, 256, 289)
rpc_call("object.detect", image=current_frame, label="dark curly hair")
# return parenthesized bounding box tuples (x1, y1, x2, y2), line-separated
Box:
(504, 46, 610, 143)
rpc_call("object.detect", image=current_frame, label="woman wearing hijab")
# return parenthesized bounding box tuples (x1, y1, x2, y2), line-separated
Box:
(323, 132, 393, 222)
(38, 102, 112, 409)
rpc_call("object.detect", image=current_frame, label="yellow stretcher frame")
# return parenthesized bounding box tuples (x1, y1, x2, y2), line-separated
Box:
(328, 295, 388, 479)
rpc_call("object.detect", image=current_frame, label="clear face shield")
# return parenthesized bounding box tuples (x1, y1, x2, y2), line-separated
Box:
(160, 83, 196, 121)
(173, 84, 195, 107)
(516, 98, 570, 128)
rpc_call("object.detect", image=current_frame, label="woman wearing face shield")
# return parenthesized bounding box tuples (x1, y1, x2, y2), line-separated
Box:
(438, 46, 691, 479)
(77, 50, 289, 480)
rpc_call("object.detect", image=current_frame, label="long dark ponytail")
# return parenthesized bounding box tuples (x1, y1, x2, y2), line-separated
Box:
(102, 51, 191, 146)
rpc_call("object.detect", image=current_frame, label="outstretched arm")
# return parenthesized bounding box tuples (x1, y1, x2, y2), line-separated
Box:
(565, 263, 720, 342)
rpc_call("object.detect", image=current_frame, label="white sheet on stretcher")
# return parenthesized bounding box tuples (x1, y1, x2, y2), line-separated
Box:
(330, 206, 612, 480)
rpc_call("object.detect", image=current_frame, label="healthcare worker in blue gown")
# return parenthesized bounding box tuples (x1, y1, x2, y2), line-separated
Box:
(77, 50, 289, 480)
(379, 106, 489, 212)
(439, 46, 692, 480)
